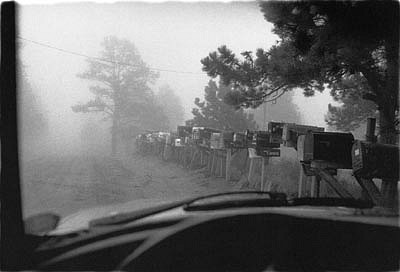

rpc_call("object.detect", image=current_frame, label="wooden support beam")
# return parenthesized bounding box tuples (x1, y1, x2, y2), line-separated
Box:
(354, 175, 385, 206)
(316, 169, 353, 198)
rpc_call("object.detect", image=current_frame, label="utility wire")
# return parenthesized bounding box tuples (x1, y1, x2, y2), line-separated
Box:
(17, 36, 291, 104)
(17, 36, 206, 75)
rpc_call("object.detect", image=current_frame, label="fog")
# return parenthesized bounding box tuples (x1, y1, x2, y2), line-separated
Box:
(13, 1, 352, 219)
(18, 1, 336, 159)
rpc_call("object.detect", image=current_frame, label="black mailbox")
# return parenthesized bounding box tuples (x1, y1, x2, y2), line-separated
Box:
(283, 123, 324, 148)
(352, 140, 399, 180)
(253, 131, 281, 149)
(222, 131, 234, 148)
(192, 127, 205, 144)
(177, 126, 193, 138)
(233, 132, 247, 148)
(192, 127, 220, 146)
(267, 122, 284, 144)
(245, 130, 255, 148)
(297, 131, 354, 169)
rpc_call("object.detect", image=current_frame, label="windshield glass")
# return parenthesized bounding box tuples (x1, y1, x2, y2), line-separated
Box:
(18, 1, 399, 219)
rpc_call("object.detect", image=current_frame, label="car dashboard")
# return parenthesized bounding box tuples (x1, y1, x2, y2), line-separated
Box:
(32, 205, 400, 271)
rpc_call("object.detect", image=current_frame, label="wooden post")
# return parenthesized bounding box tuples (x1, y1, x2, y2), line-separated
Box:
(225, 148, 232, 181)
(207, 150, 212, 173)
(382, 182, 398, 209)
(310, 175, 320, 197)
(210, 150, 216, 175)
(248, 159, 255, 186)
(366, 117, 377, 143)
(298, 164, 304, 197)
(262, 157, 272, 191)
(219, 151, 224, 177)
(189, 148, 198, 169)
(247, 148, 261, 188)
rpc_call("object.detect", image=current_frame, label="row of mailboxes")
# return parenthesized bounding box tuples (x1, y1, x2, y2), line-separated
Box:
(297, 131, 354, 169)
(147, 123, 398, 180)
(352, 140, 399, 180)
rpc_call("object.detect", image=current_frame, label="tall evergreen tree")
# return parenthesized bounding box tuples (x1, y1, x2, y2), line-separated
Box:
(186, 80, 257, 131)
(18, 60, 48, 157)
(201, 1, 399, 144)
(72, 36, 166, 155)
(325, 74, 378, 131)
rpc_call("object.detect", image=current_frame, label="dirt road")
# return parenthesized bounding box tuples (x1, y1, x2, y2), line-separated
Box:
(22, 153, 235, 218)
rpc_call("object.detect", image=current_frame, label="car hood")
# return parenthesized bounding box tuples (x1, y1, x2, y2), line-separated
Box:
(50, 198, 175, 235)
(49, 196, 399, 235)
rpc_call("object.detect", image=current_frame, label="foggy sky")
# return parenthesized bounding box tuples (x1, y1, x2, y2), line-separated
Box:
(18, 1, 335, 151)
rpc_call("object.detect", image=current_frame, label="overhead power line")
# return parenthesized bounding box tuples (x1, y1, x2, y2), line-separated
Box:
(17, 36, 206, 75)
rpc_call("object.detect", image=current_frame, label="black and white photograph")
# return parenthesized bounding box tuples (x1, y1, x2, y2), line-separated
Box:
(1, 0, 399, 270)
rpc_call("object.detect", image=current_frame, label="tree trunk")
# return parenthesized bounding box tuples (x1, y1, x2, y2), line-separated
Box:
(111, 118, 118, 156)
(378, 34, 399, 210)
(111, 108, 120, 156)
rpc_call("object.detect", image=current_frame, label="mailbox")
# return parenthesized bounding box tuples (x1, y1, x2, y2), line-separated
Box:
(233, 132, 247, 148)
(192, 127, 220, 145)
(283, 123, 324, 148)
(177, 126, 193, 138)
(297, 131, 354, 169)
(352, 140, 399, 180)
(156, 132, 169, 142)
(245, 130, 255, 147)
(267, 122, 284, 144)
(165, 133, 173, 145)
(252, 131, 281, 149)
(210, 133, 223, 149)
(174, 138, 184, 147)
(192, 127, 204, 141)
(222, 131, 234, 148)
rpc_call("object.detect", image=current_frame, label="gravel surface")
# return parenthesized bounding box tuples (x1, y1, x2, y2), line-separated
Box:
(21, 152, 236, 218)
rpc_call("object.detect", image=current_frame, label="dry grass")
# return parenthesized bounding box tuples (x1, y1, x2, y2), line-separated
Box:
(267, 157, 301, 198)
